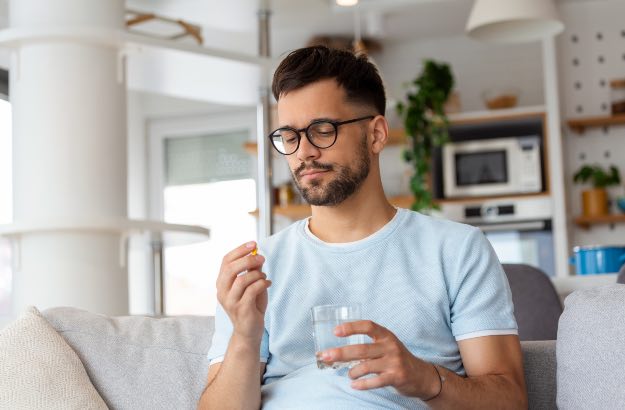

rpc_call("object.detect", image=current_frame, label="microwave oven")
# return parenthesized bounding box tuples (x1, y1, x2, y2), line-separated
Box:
(442, 136, 542, 198)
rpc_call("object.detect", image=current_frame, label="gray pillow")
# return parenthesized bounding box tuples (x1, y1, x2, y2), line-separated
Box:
(42, 307, 214, 410)
(557, 284, 625, 409)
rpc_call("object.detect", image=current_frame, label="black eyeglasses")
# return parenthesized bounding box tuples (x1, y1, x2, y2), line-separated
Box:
(268, 115, 375, 155)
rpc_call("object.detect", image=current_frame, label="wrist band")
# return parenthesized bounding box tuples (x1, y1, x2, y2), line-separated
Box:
(423, 364, 444, 402)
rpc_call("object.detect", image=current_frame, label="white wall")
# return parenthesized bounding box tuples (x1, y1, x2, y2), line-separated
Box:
(377, 36, 544, 119)
(557, 0, 625, 249)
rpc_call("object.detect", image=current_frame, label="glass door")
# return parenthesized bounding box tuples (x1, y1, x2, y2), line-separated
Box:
(149, 110, 258, 315)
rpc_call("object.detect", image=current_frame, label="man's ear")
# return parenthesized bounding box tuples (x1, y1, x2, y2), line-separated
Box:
(369, 115, 389, 154)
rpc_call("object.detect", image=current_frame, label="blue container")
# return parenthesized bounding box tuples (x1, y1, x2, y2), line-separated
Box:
(570, 246, 625, 275)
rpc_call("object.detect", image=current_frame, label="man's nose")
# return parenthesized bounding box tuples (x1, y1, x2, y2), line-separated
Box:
(296, 133, 321, 162)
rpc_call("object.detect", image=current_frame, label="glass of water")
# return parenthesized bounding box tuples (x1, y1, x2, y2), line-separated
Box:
(311, 304, 365, 370)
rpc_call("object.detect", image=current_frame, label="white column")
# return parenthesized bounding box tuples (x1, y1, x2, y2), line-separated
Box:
(542, 36, 571, 278)
(7, 0, 129, 314)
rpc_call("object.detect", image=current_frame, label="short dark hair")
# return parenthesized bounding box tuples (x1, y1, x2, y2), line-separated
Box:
(271, 46, 386, 115)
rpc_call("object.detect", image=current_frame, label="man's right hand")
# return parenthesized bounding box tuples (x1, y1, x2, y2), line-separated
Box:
(216, 241, 271, 343)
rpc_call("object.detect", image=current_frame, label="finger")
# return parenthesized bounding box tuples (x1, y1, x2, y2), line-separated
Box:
(348, 357, 387, 380)
(350, 374, 393, 391)
(228, 270, 266, 302)
(216, 241, 259, 288)
(335, 320, 389, 341)
(241, 278, 272, 305)
(320, 342, 385, 364)
(222, 241, 257, 264)
(255, 282, 269, 311)
(217, 254, 265, 291)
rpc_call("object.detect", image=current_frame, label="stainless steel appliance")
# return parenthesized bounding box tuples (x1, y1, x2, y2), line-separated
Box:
(440, 196, 555, 276)
(442, 136, 542, 198)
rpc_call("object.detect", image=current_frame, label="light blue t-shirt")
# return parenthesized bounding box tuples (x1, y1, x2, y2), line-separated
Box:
(207, 208, 517, 409)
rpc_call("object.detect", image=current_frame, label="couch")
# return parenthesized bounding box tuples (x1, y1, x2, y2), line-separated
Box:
(1, 285, 624, 410)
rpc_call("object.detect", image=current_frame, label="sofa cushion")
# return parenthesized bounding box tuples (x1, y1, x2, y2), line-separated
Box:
(557, 284, 625, 409)
(521, 340, 557, 410)
(42, 307, 214, 410)
(0, 306, 108, 410)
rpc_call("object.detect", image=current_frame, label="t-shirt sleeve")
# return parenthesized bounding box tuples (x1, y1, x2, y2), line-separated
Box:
(206, 302, 270, 365)
(448, 227, 518, 340)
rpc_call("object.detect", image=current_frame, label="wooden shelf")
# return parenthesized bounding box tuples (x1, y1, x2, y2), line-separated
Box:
(567, 114, 625, 134)
(574, 214, 625, 229)
(273, 203, 312, 219)
(387, 128, 407, 145)
(446, 105, 545, 125)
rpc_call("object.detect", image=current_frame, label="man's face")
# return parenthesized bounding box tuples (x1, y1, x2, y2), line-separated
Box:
(276, 79, 372, 206)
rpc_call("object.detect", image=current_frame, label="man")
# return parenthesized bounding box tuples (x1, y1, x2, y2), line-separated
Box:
(199, 46, 527, 409)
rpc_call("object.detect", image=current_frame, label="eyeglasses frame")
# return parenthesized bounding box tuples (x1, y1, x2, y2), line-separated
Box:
(268, 115, 375, 155)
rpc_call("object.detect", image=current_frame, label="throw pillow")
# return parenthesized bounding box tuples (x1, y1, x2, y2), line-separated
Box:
(557, 284, 625, 409)
(0, 306, 108, 410)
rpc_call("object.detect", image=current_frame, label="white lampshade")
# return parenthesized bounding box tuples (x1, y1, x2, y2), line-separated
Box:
(336, 0, 359, 6)
(466, 0, 564, 43)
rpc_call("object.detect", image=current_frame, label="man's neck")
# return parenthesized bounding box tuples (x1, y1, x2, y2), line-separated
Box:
(307, 182, 396, 243)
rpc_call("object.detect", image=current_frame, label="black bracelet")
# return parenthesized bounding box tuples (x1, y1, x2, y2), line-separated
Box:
(423, 364, 444, 402)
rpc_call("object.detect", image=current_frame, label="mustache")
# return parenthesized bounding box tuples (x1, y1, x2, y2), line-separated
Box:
(294, 161, 334, 177)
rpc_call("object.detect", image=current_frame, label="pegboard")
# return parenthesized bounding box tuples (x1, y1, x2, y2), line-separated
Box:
(558, 0, 625, 248)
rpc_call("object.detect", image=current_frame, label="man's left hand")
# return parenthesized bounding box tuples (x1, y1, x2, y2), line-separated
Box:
(318, 320, 440, 399)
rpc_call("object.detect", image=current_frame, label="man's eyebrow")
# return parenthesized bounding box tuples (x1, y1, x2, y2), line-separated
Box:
(278, 117, 338, 129)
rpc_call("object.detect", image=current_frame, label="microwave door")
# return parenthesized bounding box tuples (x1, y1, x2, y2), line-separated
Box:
(456, 150, 509, 189)
(444, 142, 516, 197)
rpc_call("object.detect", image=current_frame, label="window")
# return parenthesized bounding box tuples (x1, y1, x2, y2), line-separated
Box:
(163, 179, 256, 315)
(149, 111, 258, 316)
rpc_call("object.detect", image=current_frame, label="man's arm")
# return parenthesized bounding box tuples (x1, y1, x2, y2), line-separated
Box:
(197, 242, 271, 410)
(198, 359, 266, 410)
(426, 335, 527, 409)
(320, 321, 527, 409)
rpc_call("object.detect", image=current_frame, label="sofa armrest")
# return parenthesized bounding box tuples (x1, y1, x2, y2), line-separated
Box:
(521, 340, 557, 410)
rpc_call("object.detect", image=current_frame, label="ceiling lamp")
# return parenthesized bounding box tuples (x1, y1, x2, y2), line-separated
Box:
(336, 0, 358, 7)
(466, 0, 564, 43)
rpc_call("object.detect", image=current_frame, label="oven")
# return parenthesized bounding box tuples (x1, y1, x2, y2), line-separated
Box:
(440, 196, 555, 277)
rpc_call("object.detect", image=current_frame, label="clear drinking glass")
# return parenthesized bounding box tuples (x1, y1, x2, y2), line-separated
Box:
(311, 304, 365, 369)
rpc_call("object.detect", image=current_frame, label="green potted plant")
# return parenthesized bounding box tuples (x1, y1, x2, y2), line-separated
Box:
(573, 164, 621, 216)
(396, 60, 454, 212)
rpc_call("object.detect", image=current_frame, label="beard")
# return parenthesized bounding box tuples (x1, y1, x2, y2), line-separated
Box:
(291, 135, 370, 206)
